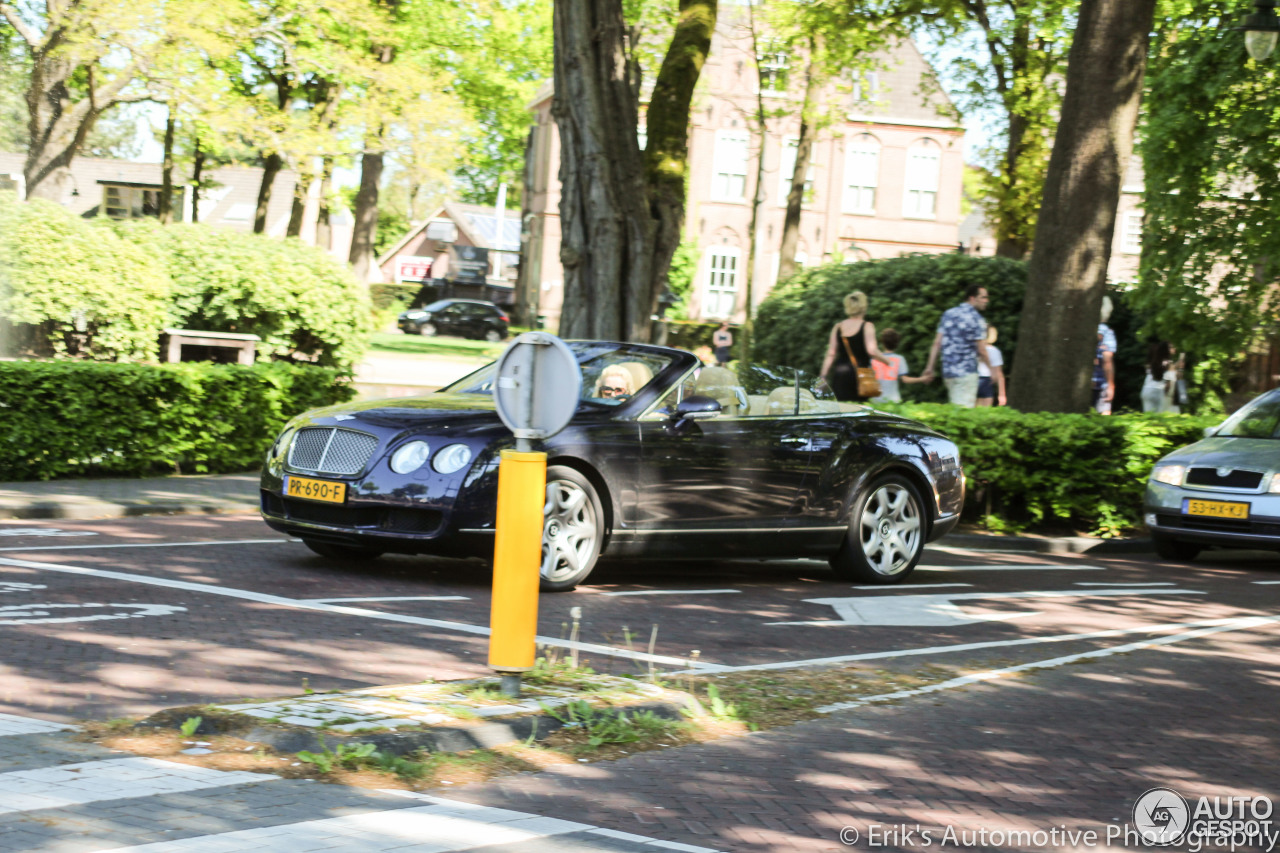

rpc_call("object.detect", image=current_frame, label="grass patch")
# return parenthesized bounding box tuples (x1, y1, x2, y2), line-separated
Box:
(368, 331, 505, 360)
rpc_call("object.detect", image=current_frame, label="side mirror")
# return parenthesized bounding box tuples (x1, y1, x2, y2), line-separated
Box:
(672, 395, 722, 421)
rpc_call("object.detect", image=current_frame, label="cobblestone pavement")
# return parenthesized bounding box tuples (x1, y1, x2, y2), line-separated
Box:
(0, 714, 720, 852)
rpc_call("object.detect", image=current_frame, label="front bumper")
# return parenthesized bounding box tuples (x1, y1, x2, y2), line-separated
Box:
(1145, 480, 1280, 549)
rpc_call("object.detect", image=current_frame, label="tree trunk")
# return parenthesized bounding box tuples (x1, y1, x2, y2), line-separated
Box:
(349, 149, 383, 283)
(159, 112, 176, 224)
(254, 152, 283, 235)
(316, 156, 334, 250)
(777, 44, 819, 285)
(191, 136, 204, 224)
(739, 1, 770, 365)
(1008, 0, 1156, 413)
(513, 128, 538, 328)
(554, 0, 714, 341)
(994, 112, 1030, 259)
(286, 175, 308, 238)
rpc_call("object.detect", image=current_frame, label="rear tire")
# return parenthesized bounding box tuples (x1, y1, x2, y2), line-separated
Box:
(419, 322, 437, 337)
(485, 328, 504, 342)
(1152, 533, 1201, 562)
(540, 466, 606, 592)
(829, 473, 926, 584)
(303, 540, 384, 561)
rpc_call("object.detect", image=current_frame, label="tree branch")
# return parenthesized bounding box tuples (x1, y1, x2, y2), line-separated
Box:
(0, 3, 40, 49)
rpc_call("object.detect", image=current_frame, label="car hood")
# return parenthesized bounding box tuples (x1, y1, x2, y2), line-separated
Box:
(1160, 435, 1280, 470)
(298, 393, 506, 433)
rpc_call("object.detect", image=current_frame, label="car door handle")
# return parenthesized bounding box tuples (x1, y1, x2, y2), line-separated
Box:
(780, 435, 808, 446)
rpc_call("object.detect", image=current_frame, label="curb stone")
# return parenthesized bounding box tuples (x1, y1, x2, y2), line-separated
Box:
(945, 532, 1154, 555)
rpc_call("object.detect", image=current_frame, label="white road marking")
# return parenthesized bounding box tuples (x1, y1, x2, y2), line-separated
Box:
(926, 544, 1042, 556)
(1254, 581, 1280, 585)
(0, 602, 187, 625)
(303, 596, 469, 603)
(110, 794, 722, 852)
(917, 564, 1106, 572)
(600, 589, 740, 597)
(0, 757, 277, 814)
(677, 616, 1262, 675)
(0, 711, 72, 737)
(815, 615, 1279, 713)
(777, 587, 1202, 627)
(0, 538, 293, 553)
(1075, 581, 1174, 586)
(0, 556, 714, 670)
(0, 528, 96, 537)
(851, 583, 973, 590)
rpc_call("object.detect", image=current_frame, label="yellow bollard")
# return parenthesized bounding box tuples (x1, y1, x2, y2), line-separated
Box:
(489, 449, 547, 674)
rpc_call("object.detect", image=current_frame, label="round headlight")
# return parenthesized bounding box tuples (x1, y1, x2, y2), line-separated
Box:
(390, 440, 431, 474)
(433, 443, 473, 474)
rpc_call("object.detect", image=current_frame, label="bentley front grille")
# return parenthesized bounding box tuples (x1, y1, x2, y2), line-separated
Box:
(288, 428, 379, 476)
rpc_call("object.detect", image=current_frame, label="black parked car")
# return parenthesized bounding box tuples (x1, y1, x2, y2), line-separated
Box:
(260, 342, 965, 590)
(398, 299, 509, 341)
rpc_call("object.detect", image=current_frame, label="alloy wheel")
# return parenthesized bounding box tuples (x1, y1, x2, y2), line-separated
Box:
(541, 477, 599, 584)
(858, 483, 922, 576)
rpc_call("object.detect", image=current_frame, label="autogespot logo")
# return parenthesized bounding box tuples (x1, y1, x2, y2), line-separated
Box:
(1134, 787, 1190, 845)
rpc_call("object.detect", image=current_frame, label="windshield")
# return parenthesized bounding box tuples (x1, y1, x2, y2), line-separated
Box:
(441, 342, 677, 406)
(418, 300, 453, 312)
(1217, 391, 1280, 439)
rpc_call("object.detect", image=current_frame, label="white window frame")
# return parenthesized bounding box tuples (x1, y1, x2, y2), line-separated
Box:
(843, 135, 879, 215)
(1121, 210, 1143, 254)
(758, 50, 790, 95)
(704, 248, 740, 318)
(903, 139, 942, 219)
(778, 136, 815, 206)
(850, 71, 879, 103)
(711, 130, 750, 202)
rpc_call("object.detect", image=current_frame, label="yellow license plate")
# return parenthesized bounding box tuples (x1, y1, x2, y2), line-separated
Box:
(286, 476, 346, 504)
(1183, 498, 1249, 519)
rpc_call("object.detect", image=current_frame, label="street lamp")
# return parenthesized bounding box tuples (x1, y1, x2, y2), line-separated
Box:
(1236, 0, 1280, 61)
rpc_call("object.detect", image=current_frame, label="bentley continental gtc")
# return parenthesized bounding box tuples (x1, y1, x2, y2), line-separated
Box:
(260, 341, 965, 590)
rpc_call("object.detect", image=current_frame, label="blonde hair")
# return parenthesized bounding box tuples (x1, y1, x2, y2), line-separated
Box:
(843, 291, 868, 318)
(596, 365, 635, 395)
(986, 325, 999, 344)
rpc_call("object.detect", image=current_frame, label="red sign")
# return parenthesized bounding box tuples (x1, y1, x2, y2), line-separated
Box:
(397, 256, 432, 282)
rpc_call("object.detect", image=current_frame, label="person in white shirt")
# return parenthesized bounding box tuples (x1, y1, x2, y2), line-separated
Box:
(1142, 341, 1180, 413)
(976, 325, 1006, 407)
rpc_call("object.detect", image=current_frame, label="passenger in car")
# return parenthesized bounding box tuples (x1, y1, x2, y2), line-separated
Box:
(594, 365, 636, 400)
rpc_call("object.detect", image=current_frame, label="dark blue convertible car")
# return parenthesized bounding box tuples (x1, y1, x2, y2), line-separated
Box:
(260, 341, 964, 590)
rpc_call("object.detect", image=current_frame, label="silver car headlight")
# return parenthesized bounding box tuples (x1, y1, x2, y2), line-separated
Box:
(1151, 464, 1186, 486)
(433, 443, 473, 474)
(390, 440, 431, 474)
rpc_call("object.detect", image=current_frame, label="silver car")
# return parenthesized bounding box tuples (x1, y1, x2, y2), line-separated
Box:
(1145, 388, 1280, 561)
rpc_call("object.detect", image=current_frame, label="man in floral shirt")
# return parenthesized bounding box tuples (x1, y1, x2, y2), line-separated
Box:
(922, 285, 991, 407)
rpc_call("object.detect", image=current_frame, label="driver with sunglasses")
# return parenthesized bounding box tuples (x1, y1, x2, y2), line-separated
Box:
(595, 365, 636, 401)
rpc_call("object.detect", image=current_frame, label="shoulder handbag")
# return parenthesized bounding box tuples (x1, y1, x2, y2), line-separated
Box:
(841, 332, 881, 398)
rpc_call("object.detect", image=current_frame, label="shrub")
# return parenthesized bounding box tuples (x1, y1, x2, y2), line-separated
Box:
(0, 195, 171, 361)
(879, 403, 1218, 534)
(0, 361, 353, 480)
(754, 255, 1027, 403)
(110, 220, 372, 371)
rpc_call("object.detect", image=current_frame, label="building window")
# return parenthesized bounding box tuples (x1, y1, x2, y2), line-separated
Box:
(103, 185, 161, 220)
(778, 137, 815, 205)
(850, 72, 879, 103)
(758, 48, 789, 94)
(712, 130, 750, 201)
(843, 134, 879, 214)
(704, 248, 740, 318)
(1122, 210, 1143, 254)
(903, 139, 942, 218)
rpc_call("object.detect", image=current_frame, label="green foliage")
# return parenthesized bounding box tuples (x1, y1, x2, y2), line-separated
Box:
(0, 361, 353, 480)
(296, 740, 379, 774)
(1137, 0, 1277, 392)
(754, 254, 1026, 402)
(664, 236, 700, 321)
(878, 404, 1218, 534)
(0, 196, 171, 361)
(547, 700, 680, 749)
(178, 716, 203, 737)
(109, 219, 372, 371)
(703, 684, 739, 721)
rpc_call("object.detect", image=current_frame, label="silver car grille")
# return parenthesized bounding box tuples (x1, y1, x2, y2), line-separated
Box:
(288, 428, 379, 476)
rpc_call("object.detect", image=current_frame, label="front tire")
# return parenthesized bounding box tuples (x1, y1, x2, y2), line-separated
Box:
(418, 322, 437, 337)
(1152, 533, 1201, 562)
(540, 466, 605, 591)
(485, 328, 504, 342)
(303, 540, 384, 561)
(830, 473, 926, 584)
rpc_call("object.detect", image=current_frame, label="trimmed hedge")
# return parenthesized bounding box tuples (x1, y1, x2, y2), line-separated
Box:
(755, 255, 1027, 403)
(0, 361, 354, 480)
(879, 403, 1218, 534)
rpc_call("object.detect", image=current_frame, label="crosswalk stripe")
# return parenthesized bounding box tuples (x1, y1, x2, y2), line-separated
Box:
(0, 757, 277, 814)
(105, 800, 723, 852)
(0, 712, 72, 737)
